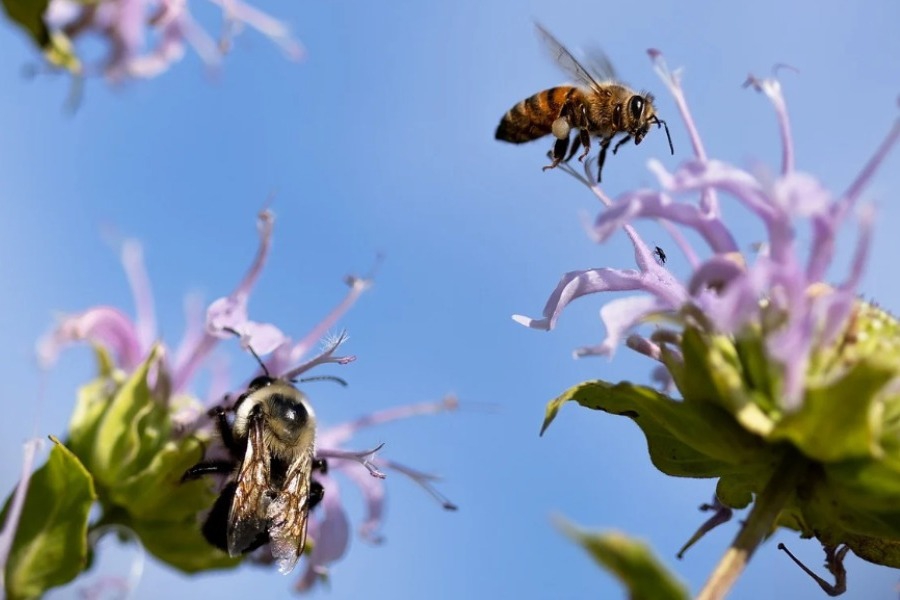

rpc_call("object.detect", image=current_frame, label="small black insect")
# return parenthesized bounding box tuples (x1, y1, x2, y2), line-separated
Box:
(653, 245, 667, 265)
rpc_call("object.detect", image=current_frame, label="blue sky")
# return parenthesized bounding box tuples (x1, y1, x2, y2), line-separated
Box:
(1, 0, 899, 598)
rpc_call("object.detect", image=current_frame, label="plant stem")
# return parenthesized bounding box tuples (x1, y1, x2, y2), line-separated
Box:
(696, 448, 808, 600)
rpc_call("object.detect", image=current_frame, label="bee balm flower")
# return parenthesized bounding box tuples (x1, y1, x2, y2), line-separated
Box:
(516, 53, 900, 595)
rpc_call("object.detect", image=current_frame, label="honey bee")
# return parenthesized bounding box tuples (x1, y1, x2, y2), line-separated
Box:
(495, 24, 674, 182)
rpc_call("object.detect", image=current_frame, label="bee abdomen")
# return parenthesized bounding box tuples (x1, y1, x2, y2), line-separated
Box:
(495, 86, 578, 143)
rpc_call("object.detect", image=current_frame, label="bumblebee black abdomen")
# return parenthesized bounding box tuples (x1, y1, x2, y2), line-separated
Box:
(495, 86, 579, 143)
(202, 481, 270, 554)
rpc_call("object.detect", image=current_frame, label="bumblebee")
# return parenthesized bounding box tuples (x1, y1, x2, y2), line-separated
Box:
(183, 374, 325, 573)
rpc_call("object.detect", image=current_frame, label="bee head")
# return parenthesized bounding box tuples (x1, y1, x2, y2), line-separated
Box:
(630, 93, 674, 155)
(260, 387, 316, 447)
(234, 381, 317, 451)
(247, 374, 277, 392)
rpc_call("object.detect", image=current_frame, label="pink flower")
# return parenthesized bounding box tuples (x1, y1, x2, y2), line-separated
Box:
(514, 54, 899, 410)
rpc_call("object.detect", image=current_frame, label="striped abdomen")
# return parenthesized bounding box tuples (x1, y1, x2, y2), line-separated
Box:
(495, 86, 582, 143)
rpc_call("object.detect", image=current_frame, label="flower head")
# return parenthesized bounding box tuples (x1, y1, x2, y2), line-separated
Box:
(515, 58, 898, 413)
(34, 0, 303, 81)
(520, 50, 900, 585)
(9, 210, 455, 598)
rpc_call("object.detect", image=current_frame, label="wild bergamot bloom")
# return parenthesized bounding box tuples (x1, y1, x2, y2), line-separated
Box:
(0, 210, 455, 599)
(514, 53, 899, 598)
(8, 0, 302, 81)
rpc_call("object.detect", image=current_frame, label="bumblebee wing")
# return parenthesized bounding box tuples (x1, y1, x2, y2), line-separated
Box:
(227, 414, 272, 556)
(535, 23, 617, 90)
(266, 449, 314, 574)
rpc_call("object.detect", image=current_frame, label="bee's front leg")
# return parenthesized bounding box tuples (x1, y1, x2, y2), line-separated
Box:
(612, 134, 632, 155)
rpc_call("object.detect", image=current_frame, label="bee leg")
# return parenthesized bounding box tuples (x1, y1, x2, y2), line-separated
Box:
(612, 135, 632, 155)
(308, 480, 325, 511)
(596, 137, 612, 183)
(565, 133, 582, 162)
(542, 135, 570, 171)
(181, 459, 235, 482)
(313, 458, 328, 475)
(208, 405, 241, 456)
(575, 129, 591, 162)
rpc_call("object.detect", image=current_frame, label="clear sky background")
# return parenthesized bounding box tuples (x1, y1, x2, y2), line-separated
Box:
(1, 0, 899, 598)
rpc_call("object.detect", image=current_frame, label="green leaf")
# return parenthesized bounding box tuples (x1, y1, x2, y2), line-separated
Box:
(555, 517, 689, 600)
(770, 360, 892, 462)
(2, 436, 96, 600)
(1, 0, 50, 49)
(132, 519, 241, 573)
(842, 534, 900, 568)
(541, 380, 774, 480)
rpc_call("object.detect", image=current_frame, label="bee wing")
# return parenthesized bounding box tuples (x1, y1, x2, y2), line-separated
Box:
(582, 46, 619, 82)
(266, 449, 314, 574)
(227, 414, 272, 556)
(535, 23, 617, 90)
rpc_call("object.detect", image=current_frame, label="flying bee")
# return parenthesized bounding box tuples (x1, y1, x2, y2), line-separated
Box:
(495, 24, 674, 182)
(182, 353, 332, 574)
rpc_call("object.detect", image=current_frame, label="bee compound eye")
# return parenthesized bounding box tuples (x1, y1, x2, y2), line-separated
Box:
(629, 96, 644, 121)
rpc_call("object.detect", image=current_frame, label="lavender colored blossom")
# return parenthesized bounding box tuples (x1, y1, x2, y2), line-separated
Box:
(34, 210, 455, 592)
(514, 54, 899, 411)
(43, 0, 302, 81)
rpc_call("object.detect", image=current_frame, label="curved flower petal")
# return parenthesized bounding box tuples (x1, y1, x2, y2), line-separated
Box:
(334, 461, 386, 544)
(574, 295, 668, 358)
(288, 274, 374, 366)
(295, 475, 349, 591)
(513, 267, 673, 332)
(120, 240, 157, 354)
(37, 307, 142, 370)
(594, 189, 737, 254)
(687, 255, 745, 296)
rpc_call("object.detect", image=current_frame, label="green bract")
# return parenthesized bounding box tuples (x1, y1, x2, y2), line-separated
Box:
(1, 345, 240, 598)
(542, 301, 900, 569)
(0, 0, 80, 73)
(1, 437, 95, 600)
(555, 518, 689, 600)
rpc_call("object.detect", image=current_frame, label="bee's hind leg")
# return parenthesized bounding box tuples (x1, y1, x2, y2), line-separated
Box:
(543, 135, 570, 171)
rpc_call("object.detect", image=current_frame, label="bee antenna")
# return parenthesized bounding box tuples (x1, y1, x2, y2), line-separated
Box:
(295, 375, 349, 387)
(655, 117, 675, 155)
(222, 326, 271, 378)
